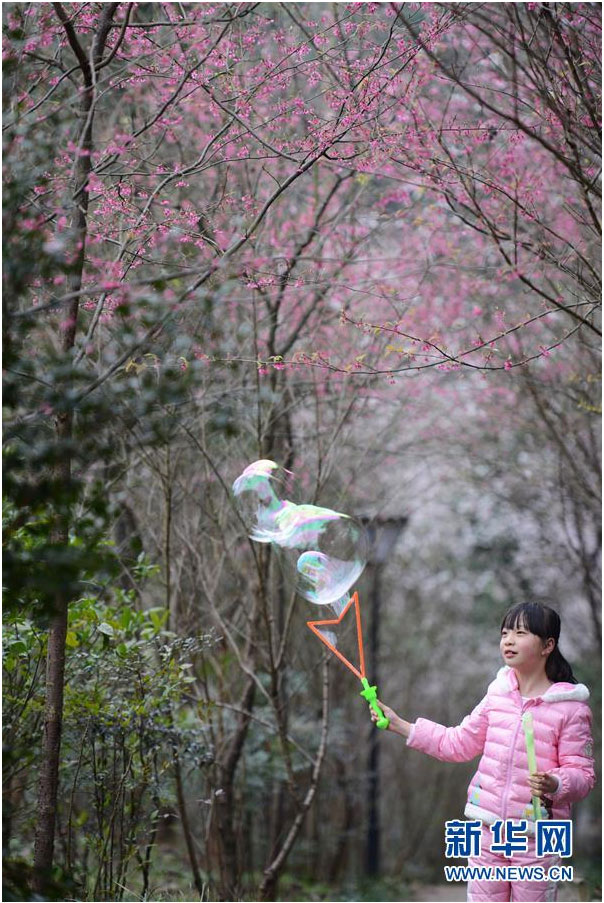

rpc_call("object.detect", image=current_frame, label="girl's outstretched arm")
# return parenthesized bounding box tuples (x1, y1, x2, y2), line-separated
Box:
(405, 697, 489, 762)
(369, 698, 489, 761)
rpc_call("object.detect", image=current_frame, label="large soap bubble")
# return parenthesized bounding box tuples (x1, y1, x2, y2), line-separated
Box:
(232, 460, 368, 613)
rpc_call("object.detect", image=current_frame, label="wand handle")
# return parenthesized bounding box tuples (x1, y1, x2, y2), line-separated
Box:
(360, 677, 390, 730)
(522, 712, 543, 820)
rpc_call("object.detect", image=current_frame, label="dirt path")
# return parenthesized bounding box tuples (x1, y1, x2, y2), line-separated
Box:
(407, 883, 466, 901)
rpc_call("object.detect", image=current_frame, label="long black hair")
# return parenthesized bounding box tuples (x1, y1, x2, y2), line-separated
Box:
(501, 601, 577, 684)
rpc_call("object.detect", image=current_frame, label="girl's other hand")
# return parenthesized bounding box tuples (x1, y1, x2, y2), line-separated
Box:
(528, 771, 558, 799)
(370, 700, 412, 738)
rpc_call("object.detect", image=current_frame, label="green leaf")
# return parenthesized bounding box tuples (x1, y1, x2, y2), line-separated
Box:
(65, 631, 79, 648)
(148, 608, 167, 632)
(98, 622, 114, 637)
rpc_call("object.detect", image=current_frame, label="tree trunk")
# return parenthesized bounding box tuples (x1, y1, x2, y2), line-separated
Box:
(32, 598, 69, 886)
(215, 677, 256, 901)
(32, 6, 118, 892)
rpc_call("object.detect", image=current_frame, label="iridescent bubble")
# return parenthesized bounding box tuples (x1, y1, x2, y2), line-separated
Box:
(232, 460, 368, 615)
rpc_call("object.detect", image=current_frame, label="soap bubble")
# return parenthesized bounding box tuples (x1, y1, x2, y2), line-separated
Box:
(232, 460, 368, 612)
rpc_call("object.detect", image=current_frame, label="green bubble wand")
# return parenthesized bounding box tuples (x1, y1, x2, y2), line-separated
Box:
(522, 712, 543, 820)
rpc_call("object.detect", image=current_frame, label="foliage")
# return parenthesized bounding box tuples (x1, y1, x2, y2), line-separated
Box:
(3, 571, 215, 902)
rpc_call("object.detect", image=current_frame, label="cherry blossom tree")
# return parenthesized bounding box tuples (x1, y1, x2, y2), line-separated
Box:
(3, 2, 600, 898)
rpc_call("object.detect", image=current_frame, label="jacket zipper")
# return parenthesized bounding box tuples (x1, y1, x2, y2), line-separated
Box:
(502, 701, 528, 821)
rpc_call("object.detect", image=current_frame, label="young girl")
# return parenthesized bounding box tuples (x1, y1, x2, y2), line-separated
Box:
(372, 602, 595, 902)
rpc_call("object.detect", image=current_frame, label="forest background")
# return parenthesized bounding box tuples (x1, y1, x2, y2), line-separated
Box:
(3, 3, 601, 902)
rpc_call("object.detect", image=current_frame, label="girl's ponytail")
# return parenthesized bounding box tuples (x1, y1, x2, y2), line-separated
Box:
(501, 601, 578, 684)
(546, 645, 577, 684)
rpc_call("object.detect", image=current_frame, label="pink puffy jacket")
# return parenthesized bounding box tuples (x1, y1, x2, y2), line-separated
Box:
(407, 666, 595, 831)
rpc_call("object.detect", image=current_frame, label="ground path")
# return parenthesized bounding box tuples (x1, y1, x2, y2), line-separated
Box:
(406, 881, 591, 901)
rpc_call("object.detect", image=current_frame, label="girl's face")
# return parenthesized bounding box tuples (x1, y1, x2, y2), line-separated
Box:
(500, 620, 553, 672)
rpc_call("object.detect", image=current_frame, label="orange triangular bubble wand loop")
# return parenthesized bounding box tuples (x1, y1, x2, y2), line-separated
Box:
(306, 592, 390, 730)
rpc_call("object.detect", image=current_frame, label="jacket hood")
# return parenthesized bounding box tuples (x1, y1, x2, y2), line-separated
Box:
(495, 666, 590, 702)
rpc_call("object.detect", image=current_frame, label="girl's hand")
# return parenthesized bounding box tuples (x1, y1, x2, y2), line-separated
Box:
(370, 700, 412, 738)
(528, 772, 558, 799)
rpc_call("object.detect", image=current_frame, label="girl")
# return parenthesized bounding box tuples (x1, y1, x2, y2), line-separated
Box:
(372, 602, 595, 902)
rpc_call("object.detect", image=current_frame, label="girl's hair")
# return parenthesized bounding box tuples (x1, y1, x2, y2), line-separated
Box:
(501, 602, 577, 684)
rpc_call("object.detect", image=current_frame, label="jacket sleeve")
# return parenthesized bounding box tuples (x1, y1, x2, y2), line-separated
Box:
(549, 704, 596, 803)
(406, 696, 489, 763)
